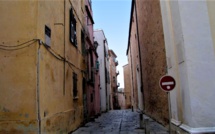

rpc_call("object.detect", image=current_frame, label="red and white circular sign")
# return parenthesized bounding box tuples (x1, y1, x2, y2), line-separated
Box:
(159, 75, 176, 92)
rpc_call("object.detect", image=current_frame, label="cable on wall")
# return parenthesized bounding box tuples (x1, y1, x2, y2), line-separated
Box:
(42, 42, 84, 73)
(0, 38, 85, 73)
(0, 39, 36, 47)
(0, 39, 38, 51)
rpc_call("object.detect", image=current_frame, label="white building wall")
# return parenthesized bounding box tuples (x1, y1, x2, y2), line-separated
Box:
(160, 0, 215, 133)
(105, 42, 110, 111)
(94, 29, 110, 112)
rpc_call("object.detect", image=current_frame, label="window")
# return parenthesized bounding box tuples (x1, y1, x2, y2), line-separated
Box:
(96, 60, 99, 71)
(90, 50, 93, 67)
(91, 93, 93, 102)
(70, 9, 77, 46)
(113, 76, 116, 82)
(73, 72, 78, 98)
(81, 30, 86, 55)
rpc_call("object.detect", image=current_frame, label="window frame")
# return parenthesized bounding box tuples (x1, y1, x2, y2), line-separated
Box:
(70, 9, 77, 46)
(73, 72, 78, 98)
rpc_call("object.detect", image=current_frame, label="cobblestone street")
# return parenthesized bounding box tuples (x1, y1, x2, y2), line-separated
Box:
(71, 110, 169, 134)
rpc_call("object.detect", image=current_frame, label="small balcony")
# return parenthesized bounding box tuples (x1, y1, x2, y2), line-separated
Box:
(115, 60, 118, 66)
(117, 83, 120, 88)
(116, 71, 119, 76)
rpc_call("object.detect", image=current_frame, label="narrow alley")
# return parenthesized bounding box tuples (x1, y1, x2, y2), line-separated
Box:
(1, 0, 215, 133)
(71, 110, 168, 134)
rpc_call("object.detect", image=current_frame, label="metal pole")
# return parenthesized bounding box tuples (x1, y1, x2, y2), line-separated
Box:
(139, 113, 143, 128)
(168, 92, 172, 134)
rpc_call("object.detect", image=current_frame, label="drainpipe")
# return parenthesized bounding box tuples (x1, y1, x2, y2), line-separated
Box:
(37, 42, 41, 134)
(63, 0, 66, 95)
(134, 0, 145, 112)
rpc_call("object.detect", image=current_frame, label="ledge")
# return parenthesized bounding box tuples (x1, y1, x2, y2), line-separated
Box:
(180, 124, 215, 133)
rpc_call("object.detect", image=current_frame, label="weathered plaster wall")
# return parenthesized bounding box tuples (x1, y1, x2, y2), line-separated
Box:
(0, 0, 85, 133)
(127, 49, 135, 111)
(117, 92, 126, 109)
(128, 8, 139, 110)
(123, 64, 132, 109)
(37, 0, 85, 133)
(94, 70, 100, 115)
(136, 0, 169, 125)
(109, 50, 118, 110)
(0, 1, 38, 133)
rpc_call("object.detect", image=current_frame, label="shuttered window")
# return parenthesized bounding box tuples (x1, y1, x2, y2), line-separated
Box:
(73, 72, 78, 98)
(70, 9, 77, 46)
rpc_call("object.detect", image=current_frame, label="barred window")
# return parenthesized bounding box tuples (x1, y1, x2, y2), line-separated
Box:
(73, 72, 78, 98)
(81, 30, 86, 55)
(70, 9, 77, 46)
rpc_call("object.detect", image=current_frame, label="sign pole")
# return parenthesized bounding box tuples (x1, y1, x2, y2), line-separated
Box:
(167, 92, 172, 134)
(159, 75, 175, 134)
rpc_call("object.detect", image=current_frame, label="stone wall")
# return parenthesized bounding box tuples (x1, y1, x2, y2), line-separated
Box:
(136, 0, 169, 126)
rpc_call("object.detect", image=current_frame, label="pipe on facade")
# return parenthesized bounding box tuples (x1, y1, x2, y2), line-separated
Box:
(134, 0, 145, 112)
(37, 41, 41, 134)
(63, 0, 66, 95)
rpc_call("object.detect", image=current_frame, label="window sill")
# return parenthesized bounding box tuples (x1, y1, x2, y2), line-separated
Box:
(73, 97, 79, 100)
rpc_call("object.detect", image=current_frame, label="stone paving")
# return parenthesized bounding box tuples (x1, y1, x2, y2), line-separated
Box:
(71, 109, 169, 134)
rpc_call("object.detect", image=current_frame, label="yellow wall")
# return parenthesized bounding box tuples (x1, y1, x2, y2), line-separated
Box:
(0, 0, 85, 133)
(0, 1, 38, 133)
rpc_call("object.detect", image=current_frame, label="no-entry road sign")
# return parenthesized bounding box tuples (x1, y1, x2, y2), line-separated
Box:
(159, 75, 176, 92)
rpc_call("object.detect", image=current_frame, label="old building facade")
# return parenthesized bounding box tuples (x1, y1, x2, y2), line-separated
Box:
(108, 50, 120, 110)
(126, 5, 140, 111)
(160, 0, 215, 133)
(127, 0, 215, 132)
(94, 29, 111, 112)
(84, 0, 100, 121)
(0, 0, 94, 133)
(117, 89, 126, 110)
(123, 64, 132, 109)
(127, 0, 169, 126)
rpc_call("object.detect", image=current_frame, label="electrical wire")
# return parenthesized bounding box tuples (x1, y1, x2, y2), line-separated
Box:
(0, 39, 36, 47)
(0, 38, 84, 73)
(68, 62, 75, 72)
(43, 45, 64, 61)
(42, 43, 84, 72)
(0, 40, 38, 51)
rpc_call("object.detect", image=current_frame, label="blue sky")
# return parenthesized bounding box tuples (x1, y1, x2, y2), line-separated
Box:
(92, 0, 131, 88)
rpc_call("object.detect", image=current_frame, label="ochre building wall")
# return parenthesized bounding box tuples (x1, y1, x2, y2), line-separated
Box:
(123, 64, 132, 109)
(0, 1, 39, 133)
(128, 8, 139, 109)
(0, 0, 86, 133)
